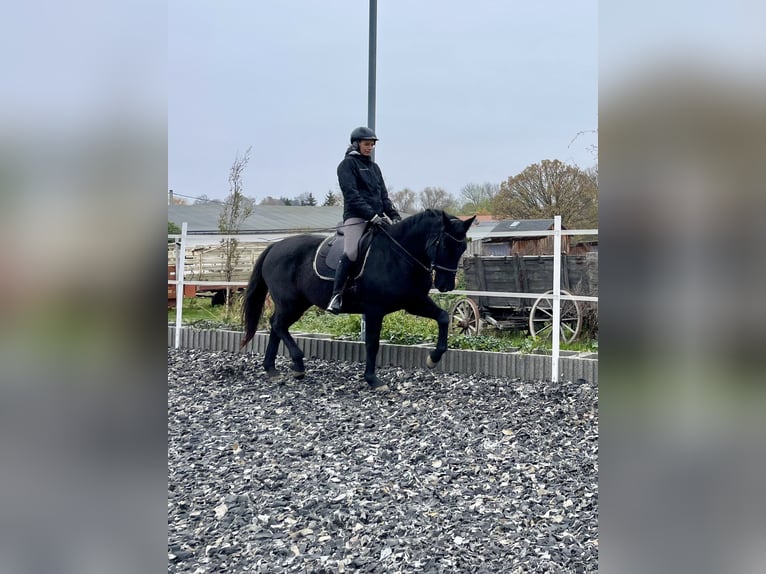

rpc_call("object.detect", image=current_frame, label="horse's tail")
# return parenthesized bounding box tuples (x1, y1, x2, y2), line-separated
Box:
(241, 243, 275, 348)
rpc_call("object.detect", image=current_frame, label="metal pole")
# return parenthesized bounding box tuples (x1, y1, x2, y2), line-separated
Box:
(551, 216, 562, 382)
(361, 0, 377, 340)
(367, 0, 377, 134)
(174, 222, 188, 349)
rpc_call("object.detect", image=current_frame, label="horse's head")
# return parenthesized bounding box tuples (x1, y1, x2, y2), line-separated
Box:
(430, 212, 476, 292)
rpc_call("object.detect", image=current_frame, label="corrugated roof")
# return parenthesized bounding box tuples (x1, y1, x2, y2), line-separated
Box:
(490, 218, 565, 233)
(168, 204, 345, 232)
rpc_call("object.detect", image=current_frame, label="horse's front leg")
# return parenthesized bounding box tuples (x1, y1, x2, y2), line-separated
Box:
(406, 297, 450, 368)
(362, 312, 387, 391)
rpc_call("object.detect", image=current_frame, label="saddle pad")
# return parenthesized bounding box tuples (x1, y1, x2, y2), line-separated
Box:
(313, 235, 342, 280)
(312, 232, 374, 282)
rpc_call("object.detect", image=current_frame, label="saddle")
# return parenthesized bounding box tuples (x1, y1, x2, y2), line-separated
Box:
(313, 224, 375, 281)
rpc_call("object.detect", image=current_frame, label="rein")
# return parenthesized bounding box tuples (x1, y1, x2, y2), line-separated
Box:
(377, 226, 432, 273)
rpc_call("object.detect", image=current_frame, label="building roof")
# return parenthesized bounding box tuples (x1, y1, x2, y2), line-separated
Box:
(490, 218, 565, 233)
(168, 204, 345, 233)
(457, 214, 500, 225)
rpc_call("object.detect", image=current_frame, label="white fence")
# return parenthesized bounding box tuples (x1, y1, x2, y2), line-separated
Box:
(168, 216, 598, 383)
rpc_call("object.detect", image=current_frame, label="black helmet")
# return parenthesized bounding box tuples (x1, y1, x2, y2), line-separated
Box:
(350, 126, 378, 143)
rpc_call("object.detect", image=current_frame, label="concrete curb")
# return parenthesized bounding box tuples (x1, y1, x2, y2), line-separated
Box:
(168, 326, 598, 385)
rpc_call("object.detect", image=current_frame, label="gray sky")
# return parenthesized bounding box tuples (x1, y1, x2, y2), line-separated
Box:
(169, 0, 597, 204)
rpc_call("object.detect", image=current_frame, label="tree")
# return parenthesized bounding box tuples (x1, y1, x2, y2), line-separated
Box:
(390, 188, 416, 213)
(294, 192, 317, 206)
(493, 159, 597, 229)
(168, 221, 181, 243)
(419, 186, 457, 212)
(218, 147, 255, 315)
(323, 190, 339, 206)
(459, 182, 499, 214)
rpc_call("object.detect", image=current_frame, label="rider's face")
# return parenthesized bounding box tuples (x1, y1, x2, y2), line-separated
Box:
(358, 140, 376, 156)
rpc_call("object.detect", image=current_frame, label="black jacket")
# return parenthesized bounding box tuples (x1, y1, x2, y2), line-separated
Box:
(337, 151, 400, 222)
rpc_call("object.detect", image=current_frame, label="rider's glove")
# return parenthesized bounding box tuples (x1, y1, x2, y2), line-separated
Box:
(370, 214, 391, 228)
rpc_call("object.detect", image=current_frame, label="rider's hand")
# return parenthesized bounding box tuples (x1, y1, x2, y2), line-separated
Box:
(381, 214, 394, 226)
(370, 214, 390, 228)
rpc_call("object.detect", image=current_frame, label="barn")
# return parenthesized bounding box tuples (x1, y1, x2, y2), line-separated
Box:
(462, 217, 597, 256)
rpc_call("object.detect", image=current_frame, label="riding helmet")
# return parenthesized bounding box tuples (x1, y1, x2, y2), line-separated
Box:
(350, 126, 378, 143)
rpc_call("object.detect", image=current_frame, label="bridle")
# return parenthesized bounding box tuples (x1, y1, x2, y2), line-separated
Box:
(377, 224, 466, 277)
(428, 231, 466, 274)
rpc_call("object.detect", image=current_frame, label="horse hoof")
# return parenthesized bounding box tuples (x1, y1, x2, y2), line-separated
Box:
(366, 376, 388, 391)
(373, 384, 390, 393)
(291, 369, 305, 379)
(426, 355, 437, 369)
(266, 369, 280, 379)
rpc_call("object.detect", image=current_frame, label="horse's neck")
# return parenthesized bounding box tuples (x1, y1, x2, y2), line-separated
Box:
(395, 221, 436, 255)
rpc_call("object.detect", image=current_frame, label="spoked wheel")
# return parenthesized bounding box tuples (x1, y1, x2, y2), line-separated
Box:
(450, 298, 481, 335)
(528, 289, 581, 343)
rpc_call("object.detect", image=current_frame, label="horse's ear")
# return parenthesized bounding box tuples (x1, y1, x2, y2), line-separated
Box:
(462, 215, 477, 232)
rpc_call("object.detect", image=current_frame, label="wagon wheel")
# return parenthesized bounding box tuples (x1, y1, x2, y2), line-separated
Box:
(450, 298, 481, 335)
(528, 289, 581, 343)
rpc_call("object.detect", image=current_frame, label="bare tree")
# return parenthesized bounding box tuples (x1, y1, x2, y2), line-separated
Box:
(459, 182, 499, 214)
(493, 159, 597, 229)
(390, 188, 416, 213)
(419, 186, 457, 212)
(218, 147, 254, 316)
(569, 129, 598, 163)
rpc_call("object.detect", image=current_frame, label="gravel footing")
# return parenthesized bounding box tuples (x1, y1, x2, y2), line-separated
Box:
(168, 348, 598, 573)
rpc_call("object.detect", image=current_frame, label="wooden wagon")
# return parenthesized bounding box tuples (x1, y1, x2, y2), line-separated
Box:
(450, 253, 595, 343)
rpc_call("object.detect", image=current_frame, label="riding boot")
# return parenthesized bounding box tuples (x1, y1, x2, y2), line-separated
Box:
(327, 255, 352, 314)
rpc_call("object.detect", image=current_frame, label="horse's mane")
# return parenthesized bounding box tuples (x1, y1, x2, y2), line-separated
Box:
(402, 208, 445, 228)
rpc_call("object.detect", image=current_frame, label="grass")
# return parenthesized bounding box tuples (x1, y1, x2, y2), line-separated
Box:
(169, 296, 598, 354)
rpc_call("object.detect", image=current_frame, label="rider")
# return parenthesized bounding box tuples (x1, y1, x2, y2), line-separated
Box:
(326, 126, 401, 314)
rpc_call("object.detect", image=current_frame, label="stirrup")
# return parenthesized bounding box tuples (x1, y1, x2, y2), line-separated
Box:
(327, 293, 342, 314)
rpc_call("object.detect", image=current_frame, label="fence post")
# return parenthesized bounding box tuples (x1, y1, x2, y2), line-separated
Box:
(174, 222, 188, 349)
(551, 216, 561, 382)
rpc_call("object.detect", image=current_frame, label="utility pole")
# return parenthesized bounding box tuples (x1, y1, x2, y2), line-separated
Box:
(168, 189, 174, 205)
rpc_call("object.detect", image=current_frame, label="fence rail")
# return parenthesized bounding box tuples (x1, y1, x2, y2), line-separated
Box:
(168, 217, 598, 382)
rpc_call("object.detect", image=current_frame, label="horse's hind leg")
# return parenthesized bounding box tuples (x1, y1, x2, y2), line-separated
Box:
(362, 312, 388, 391)
(268, 301, 310, 378)
(263, 330, 281, 379)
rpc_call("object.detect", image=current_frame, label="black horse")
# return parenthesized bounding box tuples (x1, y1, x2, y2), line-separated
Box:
(241, 209, 476, 390)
